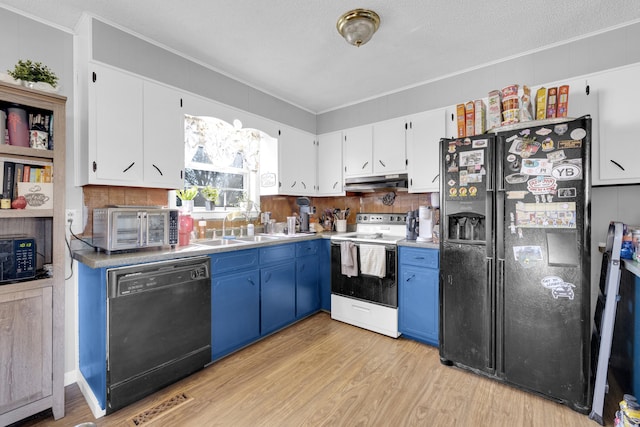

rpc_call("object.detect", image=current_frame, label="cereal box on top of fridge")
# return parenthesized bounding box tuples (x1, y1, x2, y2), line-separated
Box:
(487, 90, 502, 130)
(557, 85, 569, 117)
(546, 87, 558, 119)
(456, 104, 466, 138)
(465, 101, 475, 137)
(535, 87, 547, 120)
(474, 99, 486, 135)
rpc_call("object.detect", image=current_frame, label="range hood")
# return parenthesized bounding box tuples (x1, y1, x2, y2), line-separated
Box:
(343, 173, 408, 192)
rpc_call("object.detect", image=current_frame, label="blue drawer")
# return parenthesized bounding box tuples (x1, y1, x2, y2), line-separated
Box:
(260, 243, 295, 265)
(400, 247, 439, 269)
(211, 249, 259, 275)
(296, 240, 320, 257)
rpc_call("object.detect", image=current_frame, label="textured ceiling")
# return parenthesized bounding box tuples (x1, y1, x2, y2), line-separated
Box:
(2, 0, 640, 113)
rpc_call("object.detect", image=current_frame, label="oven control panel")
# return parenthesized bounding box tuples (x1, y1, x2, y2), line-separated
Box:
(356, 213, 407, 224)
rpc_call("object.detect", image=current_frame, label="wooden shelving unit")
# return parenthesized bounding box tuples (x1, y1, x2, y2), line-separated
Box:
(0, 81, 66, 425)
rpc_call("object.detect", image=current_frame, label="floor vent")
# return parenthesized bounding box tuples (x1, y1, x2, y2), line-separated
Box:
(128, 392, 192, 426)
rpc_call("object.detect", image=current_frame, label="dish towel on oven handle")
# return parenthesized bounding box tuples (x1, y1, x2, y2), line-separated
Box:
(359, 244, 386, 278)
(340, 241, 358, 277)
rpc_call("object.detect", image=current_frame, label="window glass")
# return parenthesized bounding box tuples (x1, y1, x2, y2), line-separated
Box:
(182, 115, 268, 211)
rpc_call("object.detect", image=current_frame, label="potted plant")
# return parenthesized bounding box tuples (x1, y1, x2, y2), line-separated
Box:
(176, 185, 198, 212)
(7, 59, 59, 92)
(201, 185, 219, 211)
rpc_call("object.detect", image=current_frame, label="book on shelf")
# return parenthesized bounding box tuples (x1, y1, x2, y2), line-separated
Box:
(0, 156, 53, 201)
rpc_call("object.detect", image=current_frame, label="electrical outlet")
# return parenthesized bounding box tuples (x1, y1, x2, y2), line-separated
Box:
(66, 209, 78, 225)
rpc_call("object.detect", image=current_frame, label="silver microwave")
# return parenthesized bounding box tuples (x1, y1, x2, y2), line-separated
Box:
(93, 207, 179, 253)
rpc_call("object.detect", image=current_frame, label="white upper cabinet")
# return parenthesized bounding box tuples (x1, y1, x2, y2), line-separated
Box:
(278, 126, 317, 196)
(85, 63, 184, 188)
(343, 125, 373, 177)
(317, 131, 344, 196)
(444, 106, 459, 139)
(143, 80, 184, 189)
(343, 118, 407, 178)
(587, 64, 640, 185)
(406, 109, 445, 193)
(88, 63, 144, 185)
(372, 117, 407, 174)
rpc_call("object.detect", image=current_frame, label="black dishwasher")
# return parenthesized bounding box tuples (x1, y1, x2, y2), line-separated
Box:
(106, 256, 211, 414)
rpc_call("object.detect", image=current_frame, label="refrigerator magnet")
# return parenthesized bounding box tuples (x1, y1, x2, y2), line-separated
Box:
(506, 191, 528, 199)
(472, 139, 488, 148)
(541, 138, 555, 151)
(551, 159, 582, 180)
(541, 276, 576, 300)
(558, 139, 582, 149)
(557, 188, 577, 198)
(513, 245, 543, 268)
(570, 128, 586, 140)
(547, 150, 566, 162)
(554, 123, 569, 135)
(536, 127, 552, 136)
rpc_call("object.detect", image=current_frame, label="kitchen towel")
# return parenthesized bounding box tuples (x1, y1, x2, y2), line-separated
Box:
(359, 244, 386, 278)
(340, 241, 358, 277)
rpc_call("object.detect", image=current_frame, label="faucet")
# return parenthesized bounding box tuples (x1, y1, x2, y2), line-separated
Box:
(222, 211, 249, 237)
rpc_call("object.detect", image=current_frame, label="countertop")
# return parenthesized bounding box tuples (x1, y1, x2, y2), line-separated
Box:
(73, 232, 441, 269)
(73, 233, 326, 269)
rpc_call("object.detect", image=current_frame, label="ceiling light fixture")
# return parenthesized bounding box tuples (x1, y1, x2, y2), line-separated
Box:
(336, 9, 380, 47)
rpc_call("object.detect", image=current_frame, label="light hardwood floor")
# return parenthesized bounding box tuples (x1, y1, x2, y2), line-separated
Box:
(14, 312, 618, 426)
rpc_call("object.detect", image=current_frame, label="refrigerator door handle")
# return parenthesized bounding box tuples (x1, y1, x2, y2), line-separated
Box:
(486, 256, 495, 371)
(495, 257, 505, 374)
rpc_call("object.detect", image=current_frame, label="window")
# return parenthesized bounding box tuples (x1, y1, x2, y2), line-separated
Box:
(182, 115, 268, 212)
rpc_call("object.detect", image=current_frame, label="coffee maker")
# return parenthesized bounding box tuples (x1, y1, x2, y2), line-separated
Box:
(296, 197, 314, 232)
(406, 209, 418, 240)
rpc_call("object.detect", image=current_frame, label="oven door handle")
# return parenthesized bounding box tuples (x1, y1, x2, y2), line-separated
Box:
(331, 241, 397, 251)
(351, 304, 371, 313)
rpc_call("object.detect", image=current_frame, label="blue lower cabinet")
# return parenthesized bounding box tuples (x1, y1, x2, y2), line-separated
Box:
(261, 262, 296, 335)
(399, 247, 439, 346)
(211, 268, 260, 360)
(296, 254, 320, 318)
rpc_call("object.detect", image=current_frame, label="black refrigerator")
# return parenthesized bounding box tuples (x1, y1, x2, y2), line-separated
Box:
(439, 116, 591, 413)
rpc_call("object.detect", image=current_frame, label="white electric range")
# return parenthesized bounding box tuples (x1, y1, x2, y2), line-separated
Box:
(330, 213, 407, 337)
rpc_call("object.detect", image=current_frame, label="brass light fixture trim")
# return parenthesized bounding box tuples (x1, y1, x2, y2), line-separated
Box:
(336, 9, 381, 47)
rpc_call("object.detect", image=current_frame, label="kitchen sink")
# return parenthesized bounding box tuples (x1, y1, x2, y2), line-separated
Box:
(234, 235, 282, 242)
(195, 239, 248, 247)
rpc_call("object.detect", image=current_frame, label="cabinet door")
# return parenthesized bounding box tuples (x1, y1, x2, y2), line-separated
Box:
(211, 269, 260, 360)
(343, 125, 373, 177)
(444, 105, 459, 139)
(407, 110, 445, 193)
(296, 256, 320, 318)
(590, 64, 640, 184)
(373, 117, 407, 174)
(317, 131, 344, 195)
(399, 263, 439, 345)
(0, 287, 53, 414)
(143, 81, 184, 189)
(90, 64, 144, 184)
(278, 127, 317, 195)
(261, 262, 296, 335)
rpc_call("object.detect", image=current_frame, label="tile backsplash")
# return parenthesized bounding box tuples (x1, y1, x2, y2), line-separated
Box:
(80, 185, 439, 236)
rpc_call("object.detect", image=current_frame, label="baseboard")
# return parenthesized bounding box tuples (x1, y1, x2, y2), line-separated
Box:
(76, 372, 106, 419)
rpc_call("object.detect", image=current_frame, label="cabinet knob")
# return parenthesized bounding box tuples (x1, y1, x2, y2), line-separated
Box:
(379, 160, 386, 168)
(362, 161, 369, 170)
